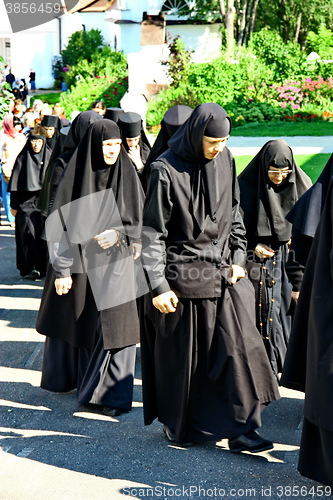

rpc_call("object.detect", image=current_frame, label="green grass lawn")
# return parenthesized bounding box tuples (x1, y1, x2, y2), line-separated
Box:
(235, 153, 330, 183)
(232, 120, 333, 136)
(30, 92, 63, 106)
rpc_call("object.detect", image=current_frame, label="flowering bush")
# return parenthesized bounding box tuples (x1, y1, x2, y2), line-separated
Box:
(60, 75, 128, 118)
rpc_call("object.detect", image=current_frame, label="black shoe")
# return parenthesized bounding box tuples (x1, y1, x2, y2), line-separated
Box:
(24, 269, 41, 280)
(162, 425, 194, 447)
(102, 407, 129, 417)
(228, 430, 273, 453)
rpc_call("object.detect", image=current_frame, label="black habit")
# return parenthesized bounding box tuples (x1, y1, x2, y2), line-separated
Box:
(141, 103, 279, 444)
(36, 120, 144, 408)
(238, 140, 312, 376)
(281, 178, 333, 486)
(9, 134, 51, 277)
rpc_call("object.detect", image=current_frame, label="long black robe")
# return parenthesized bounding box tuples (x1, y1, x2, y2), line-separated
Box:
(281, 179, 333, 486)
(9, 135, 51, 277)
(285, 153, 333, 291)
(238, 140, 312, 376)
(141, 103, 279, 444)
(36, 120, 144, 404)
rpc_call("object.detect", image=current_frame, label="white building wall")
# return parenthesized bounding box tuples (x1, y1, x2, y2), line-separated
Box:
(167, 24, 223, 62)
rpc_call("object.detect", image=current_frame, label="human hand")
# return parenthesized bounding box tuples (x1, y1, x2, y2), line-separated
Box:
(152, 290, 179, 313)
(255, 243, 275, 259)
(55, 276, 73, 295)
(93, 229, 118, 249)
(128, 146, 143, 171)
(10, 208, 17, 217)
(132, 242, 142, 260)
(291, 290, 300, 302)
(230, 264, 246, 284)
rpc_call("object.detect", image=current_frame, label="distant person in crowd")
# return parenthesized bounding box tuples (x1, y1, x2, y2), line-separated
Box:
(41, 115, 61, 151)
(36, 119, 144, 418)
(8, 126, 51, 278)
(5, 70, 15, 88)
(21, 112, 37, 136)
(32, 99, 44, 120)
(29, 69, 36, 91)
(118, 111, 151, 176)
(0, 114, 27, 225)
(40, 105, 53, 121)
(238, 140, 312, 379)
(141, 104, 193, 193)
(91, 100, 106, 117)
(12, 99, 25, 119)
(12, 80, 24, 100)
(280, 177, 333, 487)
(52, 103, 69, 126)
(141, 103, 279, 449)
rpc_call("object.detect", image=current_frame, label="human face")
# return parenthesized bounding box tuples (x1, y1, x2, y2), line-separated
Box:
(44, 126, 55, 138)
(30, 138, 44, 153)
(202, 135, 229, 160)
(102, 138, 122, 165)
(267, 166, 292, 185)
(126, 136, 140, 149)
(93, 107, 106, 116)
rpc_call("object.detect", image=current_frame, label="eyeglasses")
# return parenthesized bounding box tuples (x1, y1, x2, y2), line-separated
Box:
(267, 170, 293, 175)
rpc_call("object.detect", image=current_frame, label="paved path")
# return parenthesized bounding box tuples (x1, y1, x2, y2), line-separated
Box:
(0, 213, 330, 500)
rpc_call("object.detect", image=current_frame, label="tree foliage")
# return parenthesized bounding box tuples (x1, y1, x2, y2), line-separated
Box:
(61, 28, 104, 66)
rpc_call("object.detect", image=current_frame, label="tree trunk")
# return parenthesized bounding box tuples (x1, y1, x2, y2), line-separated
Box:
(237, 0, 248, 46)
(248, 0, 260, 43)
(294, 11, 302, 43)
(218, 0, 235, 58)
(225, 0, 235, 58)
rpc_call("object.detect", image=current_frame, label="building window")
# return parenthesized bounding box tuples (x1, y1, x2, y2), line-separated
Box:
(161, 0, 190, 16)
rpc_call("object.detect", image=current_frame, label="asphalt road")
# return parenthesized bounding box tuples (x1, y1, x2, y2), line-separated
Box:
(0, 212, 331, 500)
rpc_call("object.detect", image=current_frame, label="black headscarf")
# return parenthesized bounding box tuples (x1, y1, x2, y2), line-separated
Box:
(118, 111, 151, 165)
(46, 119, 144, 245)
(238, 139, 312, 242)
(9, 134, 51, 192)
(167, 102, 231, 231)
(41, 115, 62, 151)
(286, 153, 333, 238)
(38, 111, 103, 217)
(141, 104, 193, 193)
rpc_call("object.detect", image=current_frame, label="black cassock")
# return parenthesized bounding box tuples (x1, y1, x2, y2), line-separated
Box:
(36, 120, 144, 411)
(141, 104, 279, 444)
(238, 140, 312, 377)
(281, 179, 333, 487)
(9, 135, 51, 277)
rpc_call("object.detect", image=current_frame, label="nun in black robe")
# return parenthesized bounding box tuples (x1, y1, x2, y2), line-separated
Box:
(141, 104, 193, 193)
(8, 129, 51, 279)
(141, 103, 279, 447)
(281, 178, 333, 487)
(118, 111, 151, 178)
(238, 140, 312, 377)
(36, 119, 144, 415)
(41, 115, 62, 152)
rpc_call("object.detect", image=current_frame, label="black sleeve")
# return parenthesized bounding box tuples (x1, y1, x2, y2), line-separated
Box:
(141, 161, 173, 297)
(286, 228, 313, 291)
(229, 157, 247, 268)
